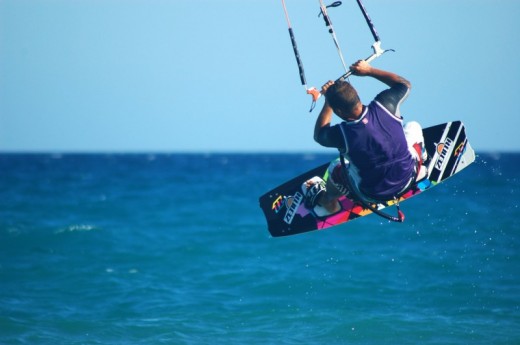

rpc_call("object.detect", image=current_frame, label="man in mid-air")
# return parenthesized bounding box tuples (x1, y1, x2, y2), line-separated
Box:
(303, 60, 427, 216)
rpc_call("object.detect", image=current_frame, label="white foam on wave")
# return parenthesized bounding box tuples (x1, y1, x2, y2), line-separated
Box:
(55, 224, 98, 234)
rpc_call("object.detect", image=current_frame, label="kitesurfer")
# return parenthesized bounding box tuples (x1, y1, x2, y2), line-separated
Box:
(304, 60, 427, 215)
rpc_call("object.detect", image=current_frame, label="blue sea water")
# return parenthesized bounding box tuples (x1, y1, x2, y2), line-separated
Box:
(0, 153, 519, 345)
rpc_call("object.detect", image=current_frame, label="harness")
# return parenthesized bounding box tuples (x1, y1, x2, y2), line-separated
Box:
(338, 145, 424, 223)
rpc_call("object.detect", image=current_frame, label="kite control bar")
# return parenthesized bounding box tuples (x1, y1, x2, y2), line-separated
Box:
(336, 41, 394, 82)
(280, 0, 394, 111)
(337, 0, 394, 81)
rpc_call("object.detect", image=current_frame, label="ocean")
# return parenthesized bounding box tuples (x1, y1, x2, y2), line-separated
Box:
(1, 153, 518, 345)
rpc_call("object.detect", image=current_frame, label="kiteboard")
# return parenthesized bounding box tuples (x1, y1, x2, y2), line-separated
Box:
(259, 121, 475, 237)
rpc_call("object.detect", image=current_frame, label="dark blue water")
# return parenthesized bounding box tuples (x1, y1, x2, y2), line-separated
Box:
(1, 153, 519, 344)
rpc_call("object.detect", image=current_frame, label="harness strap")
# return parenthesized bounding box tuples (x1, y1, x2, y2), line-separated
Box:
(339, 153, 405, 223)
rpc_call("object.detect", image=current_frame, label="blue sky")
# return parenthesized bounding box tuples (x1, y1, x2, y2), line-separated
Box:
(1, 0, 519, 153)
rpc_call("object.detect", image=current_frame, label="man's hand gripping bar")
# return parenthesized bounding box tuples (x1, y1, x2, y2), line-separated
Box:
(306, 41, 393, 112)
(336, 41, 394, 82)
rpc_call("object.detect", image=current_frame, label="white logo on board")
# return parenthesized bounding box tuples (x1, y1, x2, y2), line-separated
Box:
(283, 192, 303, 224)
(435, 137, 453, 171)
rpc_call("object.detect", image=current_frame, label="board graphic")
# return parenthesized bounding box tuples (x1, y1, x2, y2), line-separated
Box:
(259, 121, 476, 237)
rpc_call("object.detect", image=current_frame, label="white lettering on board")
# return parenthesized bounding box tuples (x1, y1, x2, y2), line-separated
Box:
(283, 192, 303, 224)
(435, 137, 453, 171)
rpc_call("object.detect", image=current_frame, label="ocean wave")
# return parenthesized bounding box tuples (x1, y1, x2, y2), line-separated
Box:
(54, 224, 98, 234)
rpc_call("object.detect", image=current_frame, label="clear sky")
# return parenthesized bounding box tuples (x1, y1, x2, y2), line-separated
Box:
(1, 0, 519, 153)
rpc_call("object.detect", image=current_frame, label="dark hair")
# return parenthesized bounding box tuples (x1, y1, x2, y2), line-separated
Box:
(325, 80, 360, 115)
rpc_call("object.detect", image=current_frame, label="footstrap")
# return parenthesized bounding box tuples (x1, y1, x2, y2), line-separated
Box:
(303, 177, 326, 209)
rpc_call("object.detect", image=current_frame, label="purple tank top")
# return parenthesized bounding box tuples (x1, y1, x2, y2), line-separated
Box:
(339, 101, 415, 199)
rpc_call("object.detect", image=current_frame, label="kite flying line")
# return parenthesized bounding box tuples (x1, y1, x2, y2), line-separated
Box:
(281, 0, 321, 111)
(318, 0, 348, 75)
(336, 0, 395, 81)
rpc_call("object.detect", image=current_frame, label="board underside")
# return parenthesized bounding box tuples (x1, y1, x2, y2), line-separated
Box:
(259, 121, 476, 237)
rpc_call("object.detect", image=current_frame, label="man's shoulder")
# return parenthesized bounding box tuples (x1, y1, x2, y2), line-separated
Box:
(316, 123, 344, 148)
(375, 82, 409, 101)
(373, 82, 410, 116)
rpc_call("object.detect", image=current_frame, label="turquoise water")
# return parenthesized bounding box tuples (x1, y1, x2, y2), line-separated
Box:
(1, 153, 519, 344)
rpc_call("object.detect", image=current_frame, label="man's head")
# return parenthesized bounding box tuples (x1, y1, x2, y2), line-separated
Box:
(325, 80, 361, 120)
